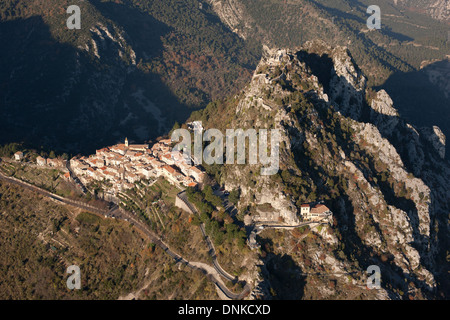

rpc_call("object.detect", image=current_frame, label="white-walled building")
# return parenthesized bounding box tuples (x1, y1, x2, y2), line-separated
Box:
(68, 138, 208, 194)
(300, 204, 310, 216)
(300, 203, 332, 221)
(36, 156, 46, 166)
(14, 151, 24, 161)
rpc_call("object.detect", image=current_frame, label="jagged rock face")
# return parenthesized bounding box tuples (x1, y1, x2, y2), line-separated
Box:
(371, 90, 398, 117)
(223, 46, 301, 225)
(394, 0, 450, 22)
(255, 184, 299, 224)
(423, 59, 450, 99)
(207, 0, 260, 40)
(328, 47, 367, 119)
(421, 126, 446, 159)
(370, 90, 400, 134)
(429, 0, 450, 21)
(224, 166, 300, 225)
(217, 42, 450, 299)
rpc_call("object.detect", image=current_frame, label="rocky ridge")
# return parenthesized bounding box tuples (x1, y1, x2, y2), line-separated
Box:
(202, 41, 449, 299)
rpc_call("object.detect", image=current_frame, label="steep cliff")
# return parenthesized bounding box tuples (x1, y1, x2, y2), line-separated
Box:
(193, 41, 450, 299)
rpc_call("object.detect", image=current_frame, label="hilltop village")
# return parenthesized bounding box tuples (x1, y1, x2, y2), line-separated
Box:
(12, 132, 332, 225)
(68, 138, 205, 195)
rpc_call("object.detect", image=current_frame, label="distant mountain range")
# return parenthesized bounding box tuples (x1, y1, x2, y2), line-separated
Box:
(0, 0, 448, 156)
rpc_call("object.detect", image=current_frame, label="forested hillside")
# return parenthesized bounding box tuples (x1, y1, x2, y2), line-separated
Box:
(0, 180, 219, 299)
(0, 0, 261, 154)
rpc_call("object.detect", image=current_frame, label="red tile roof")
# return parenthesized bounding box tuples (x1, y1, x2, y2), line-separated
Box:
(190, 166, 202, 174)
(163, 165, 177, 174)
(311, 204, 330, 214)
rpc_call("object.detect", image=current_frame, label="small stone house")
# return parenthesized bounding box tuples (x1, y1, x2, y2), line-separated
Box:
(14, 151, 24, 161)
(300, 203, 332, 221)
(36, 156, 47, 166)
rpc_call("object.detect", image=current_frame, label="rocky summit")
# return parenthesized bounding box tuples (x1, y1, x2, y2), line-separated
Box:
(192, 41, 450, 299)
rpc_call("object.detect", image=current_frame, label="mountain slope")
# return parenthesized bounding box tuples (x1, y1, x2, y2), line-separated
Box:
(0, 179, 219, 299)
(191, 41, 450, 299)
(0, 0, 261, 154)
(209, 0, 450, 158)
(210, 0, 449, 83)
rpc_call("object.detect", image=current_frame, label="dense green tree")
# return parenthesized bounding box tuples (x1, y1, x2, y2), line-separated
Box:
(228, 188, 240, 205)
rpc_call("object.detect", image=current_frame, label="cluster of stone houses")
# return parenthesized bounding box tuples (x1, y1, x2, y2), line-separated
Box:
(36, 156, 67, 168)
(300, 203, 332, 221)
(13, 150, 67, 169)
(69, 138, 205, 194)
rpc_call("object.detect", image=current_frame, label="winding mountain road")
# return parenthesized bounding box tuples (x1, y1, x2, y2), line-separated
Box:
(175, 191, 240, 283)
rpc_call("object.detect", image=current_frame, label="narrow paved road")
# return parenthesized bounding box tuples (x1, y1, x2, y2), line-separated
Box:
(176, 191, 242, 283)
(255, 220, 330, 232)
(0, 172, 249, 300)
